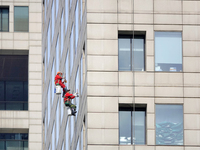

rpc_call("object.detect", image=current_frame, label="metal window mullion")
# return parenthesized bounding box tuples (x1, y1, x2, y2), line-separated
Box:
(131, 110, 133, 144)
(130, 38, 132, 71)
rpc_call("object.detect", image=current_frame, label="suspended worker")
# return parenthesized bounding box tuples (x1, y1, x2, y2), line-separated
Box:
(64, 89, 78, 115)
(55, 71, 68, 97)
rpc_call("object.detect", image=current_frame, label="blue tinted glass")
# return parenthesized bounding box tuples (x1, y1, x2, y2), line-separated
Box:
(6, 81, 23, 101)
(14, 6, 29, 32)
(156, 105, 183, 145)
(2, 8, 9, 31)
(0, 81, 4, 101)
(133, 111, 145, 145)
(119, 39, 131, 71)
(0, 141, 4, 149)
(155, 32, 182, 72)
(132, 38, 145, 71)
(119, 111, 131, 145)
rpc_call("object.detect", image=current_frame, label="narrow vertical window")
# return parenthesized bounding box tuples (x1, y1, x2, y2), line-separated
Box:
(61, 11, 64, 55)
(75, 0, 79, 53)
(70, 25, 74, 74)
(65, 120, 69, 150)
(156, 105, 183, 145)
(155, 32, 182, 72)
(51, 1, 55, 41)
(0, 7, 9, 32)
(51, 59, 55, 105)
(56, 36, 59, 73)
(65, 0, 68, 32)
(75, 67, 79, 118)
(14, 6, 29, 32)
(56, 100, 59, 146)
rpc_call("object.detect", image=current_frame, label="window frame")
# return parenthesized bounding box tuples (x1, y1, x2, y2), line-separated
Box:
(119, 104, 147, 145)
(0, 7, 9, 32)
(154, 31, 183, 72)
(118, 34, 146, 71)
(155, 104, 184, 145)
(14, 6, 29, 32)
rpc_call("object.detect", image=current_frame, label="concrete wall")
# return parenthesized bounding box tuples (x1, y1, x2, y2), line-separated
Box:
(87, 0, 200, 150)
(0, 0, 42, 150)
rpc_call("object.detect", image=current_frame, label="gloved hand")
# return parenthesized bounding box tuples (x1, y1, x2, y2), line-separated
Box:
(73, 92, 79, 97)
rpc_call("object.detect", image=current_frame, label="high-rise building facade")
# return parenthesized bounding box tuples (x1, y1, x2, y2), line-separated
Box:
(0, 0, 42, 149)
(42, 0, 200, 150)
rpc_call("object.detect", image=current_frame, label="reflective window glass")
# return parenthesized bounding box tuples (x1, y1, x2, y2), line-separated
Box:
(119, 35, 145, 71)
(65, 0, 68, 32)
(0, 54, 28, 110)
(14, 6, 29, 32)
(156, 105, 183, 145)
(155, 32, 182, 72)
(119, 105, 146, 145)
(0, 8, 9, 31)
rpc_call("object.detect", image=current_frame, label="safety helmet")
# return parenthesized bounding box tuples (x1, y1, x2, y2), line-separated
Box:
(57, 71, 62, 75)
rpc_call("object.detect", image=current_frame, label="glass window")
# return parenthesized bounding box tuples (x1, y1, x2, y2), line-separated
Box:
(119, 35, 145, 71)
(48, 22, 50, 65)
(48, 84, 50, 126)
(155, 32, 182, 72)
(65, 120, 69, 150)
(0, 133, 28, 150)
(56, 99, 59, 146)
(71, 116, 74, 143)
(52, 122, 55, 150)
(52, 1, 55, 41)
(0, 54, 28, 110)
(45, 110, 47, 142)
(119, 105, 146, 145)
(61, 11, 64, 55)
(65, 51, 69, 88)
(56, 0, 59, 17)
(75, 0, 79, 52)
(70, 25, 74, 75)
(0, 7, 9, 32)
(156, 105, 183, 145)
(60, 96, 63, 124)
(62, 141, 64, 150)
(76, 138, 79, 150)
(44, 49, 47, 81)
(51, 59, 55, 105)
(65, 0, 68, 32)
(75, 67, 79, 118)
(14, 6, 29, 32)
(56, 36, 59, 73)
(81, 127, 83, 150)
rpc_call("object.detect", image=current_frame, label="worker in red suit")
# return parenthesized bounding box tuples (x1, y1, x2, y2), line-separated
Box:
(64, 89, 78, 115)
(55, 71, 67, 96)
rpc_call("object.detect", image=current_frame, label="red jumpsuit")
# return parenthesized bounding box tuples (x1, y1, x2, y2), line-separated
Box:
(64, 93, 75, 102)
(54, 75, 66, 88)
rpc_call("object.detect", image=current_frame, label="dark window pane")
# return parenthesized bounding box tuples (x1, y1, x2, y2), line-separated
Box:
(155, 32, 182, 72)
(2, 9, 9, 31)
(132, 38, 145, 71)
(156, 105, 183, 145)
(0, 81, 4, 101)
(6, 81, 23, 101)
(0, 141, 5, 150)
(119, 111, 131, 145)
(14, 6, 29, 32)
(119, 39, 131, 71)
(0, 55, 28, 110)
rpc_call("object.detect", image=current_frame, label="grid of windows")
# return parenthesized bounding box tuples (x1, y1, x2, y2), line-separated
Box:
(119, 104, 146, 145)
(0, 54, 28, 110)
(118, 34, 145, 71)
(0, 7, 9, 32)
(0, 133, 28, 150)
(14, 6, 29, 32)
